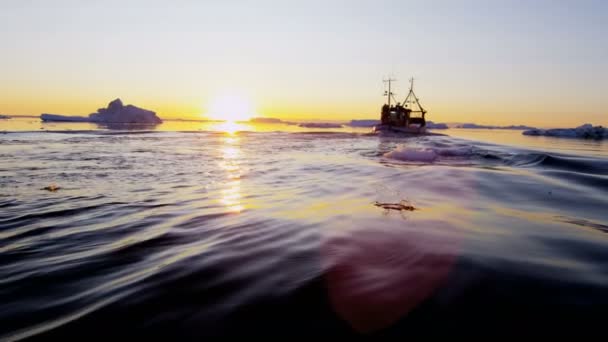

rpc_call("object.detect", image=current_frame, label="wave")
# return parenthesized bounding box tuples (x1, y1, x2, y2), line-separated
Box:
(506, 153, 608, 174)
(383, 145, 474, 163)
(1, 127, 607, 338)
(382, 139, 608, 176)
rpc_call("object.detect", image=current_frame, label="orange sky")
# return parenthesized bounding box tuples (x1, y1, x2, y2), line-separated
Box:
(1, 1, 606, 127)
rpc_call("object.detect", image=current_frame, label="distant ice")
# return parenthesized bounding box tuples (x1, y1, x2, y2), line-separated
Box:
(249, 117, 284, 123)
(501, 125, 538, 130)
(249, 117, 298, 125)
(298, 122, 343, 128)
(453, 123, 536, 130)
(454, 123, 496, 129)
(41, 99, 162, 124)
(39, 114, 90, 122)
(426, 121, 448, 129)
(523, 124, 608, 139)
(349, 120, 380, 127)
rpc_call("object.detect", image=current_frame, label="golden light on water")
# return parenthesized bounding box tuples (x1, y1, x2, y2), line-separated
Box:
(218, 135, 244, 212)
(211, 121, 253, 135)
(220, 180, 243, 212)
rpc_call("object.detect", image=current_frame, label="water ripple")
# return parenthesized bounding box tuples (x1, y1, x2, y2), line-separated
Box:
(0, 131, 607, 338)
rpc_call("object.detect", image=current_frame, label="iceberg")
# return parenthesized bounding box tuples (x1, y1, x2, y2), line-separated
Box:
(523, 124, 608, 139)
(41, 99, 162, 124)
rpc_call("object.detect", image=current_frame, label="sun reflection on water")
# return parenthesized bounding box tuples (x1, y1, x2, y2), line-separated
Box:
(218, 135, 244, 212)
(211, 121, 253, 135)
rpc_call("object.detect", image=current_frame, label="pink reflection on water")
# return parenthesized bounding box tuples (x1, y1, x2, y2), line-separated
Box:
(323, 221, 461, 333)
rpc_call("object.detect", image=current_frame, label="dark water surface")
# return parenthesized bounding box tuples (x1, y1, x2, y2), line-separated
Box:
(1, 125, 607, 339)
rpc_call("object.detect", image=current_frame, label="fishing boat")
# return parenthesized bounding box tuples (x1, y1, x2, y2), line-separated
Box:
(373, 77, 427, 134)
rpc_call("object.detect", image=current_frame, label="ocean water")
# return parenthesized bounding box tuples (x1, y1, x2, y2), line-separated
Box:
(1, 119, 608, 339)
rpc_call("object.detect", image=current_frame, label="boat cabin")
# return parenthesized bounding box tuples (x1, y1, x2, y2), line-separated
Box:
(379, 78, 427, 129)
(381, 103, 426, 127)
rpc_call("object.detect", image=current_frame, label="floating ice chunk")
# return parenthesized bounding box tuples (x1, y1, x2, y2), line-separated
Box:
(298, 122, 343, 128)
(384, 147, 438, 162)
(523, 124, 607, 139)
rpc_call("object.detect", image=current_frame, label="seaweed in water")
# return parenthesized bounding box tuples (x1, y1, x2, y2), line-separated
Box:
(374, 200, 416, 211)
(42, 184, 61, 192)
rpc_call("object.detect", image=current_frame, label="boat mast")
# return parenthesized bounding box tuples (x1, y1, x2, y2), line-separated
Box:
(404, 77, 426, 115)
(383, 78, 396, 107)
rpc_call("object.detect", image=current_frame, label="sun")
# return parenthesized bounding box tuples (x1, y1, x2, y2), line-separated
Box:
(206, 94, 255, 122)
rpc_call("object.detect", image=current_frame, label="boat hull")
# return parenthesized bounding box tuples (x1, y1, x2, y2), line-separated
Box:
(373, 125, 427, 134)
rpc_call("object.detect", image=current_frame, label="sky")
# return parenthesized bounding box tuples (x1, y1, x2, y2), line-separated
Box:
(0, 0, 606, 126)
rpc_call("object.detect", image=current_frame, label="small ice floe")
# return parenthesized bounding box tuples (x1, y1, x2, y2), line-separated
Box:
(42, 184, 61, 192)
(523, 124, 607, 139)
(298, 122, 343, 128)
